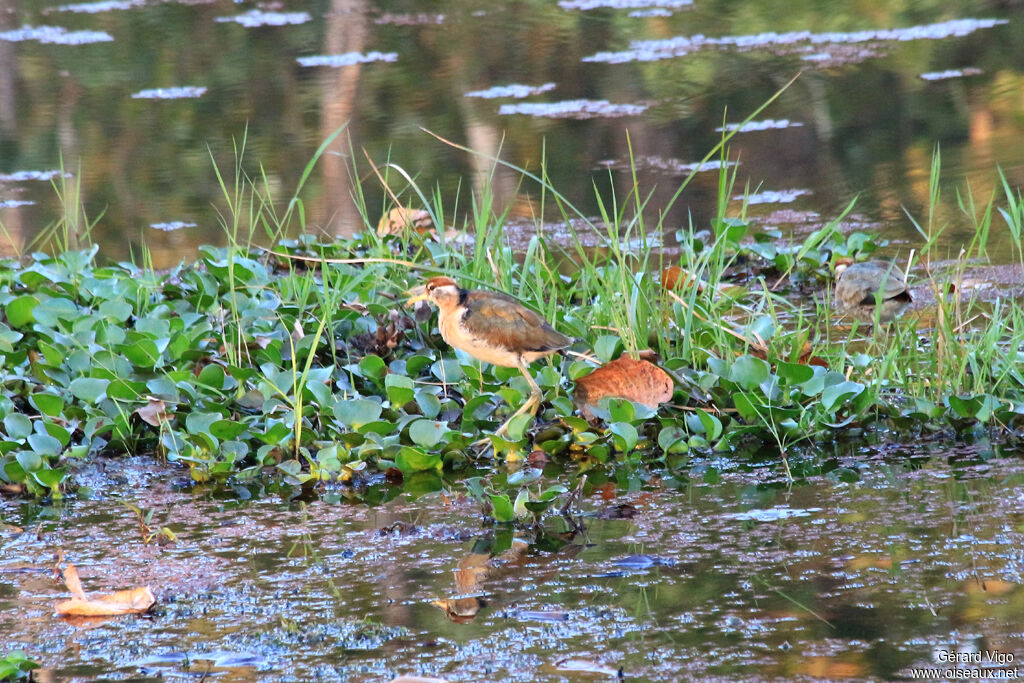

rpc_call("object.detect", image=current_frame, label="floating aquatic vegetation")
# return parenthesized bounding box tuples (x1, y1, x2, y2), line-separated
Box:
(214, 10, 310, 27)
(373, 12, 445, 25)
(596, 155, 737, 174)
(0, 200, 35, 208)
(560, 0, 691, 9)
(716, 118, 803, 133)
(738, 189, 812, 205)
(920, 67, 982, 81)
(0, 25, 113, 44)
(499, 99, 647, 119)
(296, 52, 398, 68)
(465, 83, 556, 99)
(131, 86, 207, 99)
(584, 18, 1008, 63)
(51, 0, 144, 13)
(150, 221, 197, 231)
(0, 170, 72, 182)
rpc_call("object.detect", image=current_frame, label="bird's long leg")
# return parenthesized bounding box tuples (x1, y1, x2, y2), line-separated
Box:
(493, 360, 543, 438)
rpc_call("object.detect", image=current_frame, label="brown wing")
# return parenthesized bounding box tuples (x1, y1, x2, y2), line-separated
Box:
(461, 290, 571, 353)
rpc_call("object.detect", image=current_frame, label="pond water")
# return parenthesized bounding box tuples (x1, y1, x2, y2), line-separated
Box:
(2, 440, 1023, 681)
(1, 0, 1024, 265)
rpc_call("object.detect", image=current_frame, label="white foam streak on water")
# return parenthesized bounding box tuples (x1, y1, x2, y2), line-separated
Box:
(584, 18, 1008, 63)
(214, 10, 310, 27)
(0, 25, 113, 44)
(131, 86, 208, 100)
(297, 52, 399, 68)
(499, 99, 648, 118)
(465, 83, 557, 99)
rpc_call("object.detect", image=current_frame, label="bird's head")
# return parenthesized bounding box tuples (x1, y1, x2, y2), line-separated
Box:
(406, 276, 461, 310)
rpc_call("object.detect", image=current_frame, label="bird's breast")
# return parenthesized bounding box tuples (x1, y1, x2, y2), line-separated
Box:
(438, 305, 523, 367)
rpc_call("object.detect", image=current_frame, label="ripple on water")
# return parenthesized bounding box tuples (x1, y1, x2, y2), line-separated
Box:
(583, 17, 1008, 63)
(214, 10, 310, 27)
(0, 170, 72, 182)
(559, 0, 692, 9)
(465, 83, 557, 99)
(0, 200, 35, 208)
(737, 189, 813, 205)
(716, 118, 804, 133)
(920, 67, 983, 81)
(0, 25, 113, 44)
(51, 0, 144, 13)
(149, 221, 197, 231)
(499, 99, 648, 119)
(131, 86, 207, 99)
(296, 52, 398, 68)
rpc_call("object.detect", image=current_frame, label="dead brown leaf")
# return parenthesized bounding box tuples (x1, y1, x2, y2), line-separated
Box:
(573, 356, 674, 420)
(377, 207, 433, 237)
(662, 265, 706, 294)
(134, 397, 172, 427)
(54, 563, 156, 617)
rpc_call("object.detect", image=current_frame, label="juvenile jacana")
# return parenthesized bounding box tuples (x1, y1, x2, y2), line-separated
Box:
(407, 276, 571, 438)
(834, 260, 912, 323)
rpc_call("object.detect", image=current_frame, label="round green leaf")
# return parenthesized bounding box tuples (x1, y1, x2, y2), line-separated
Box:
(409, 419, 447, 448)
(731, 355, 770, 391)
(69, 377, 110, 403)
(395, 446, 442, 473)
(5, 295, 39, 328)
(333, 399, 382, 428)
(16, 450, 42, 472)
(489, 493, 515, 523)
(29, 393, 64, 418)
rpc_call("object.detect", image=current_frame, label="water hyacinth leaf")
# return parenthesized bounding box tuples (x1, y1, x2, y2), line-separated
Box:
(696, 409, 723, 441)
(593, 335, 622, 363)
(490, 493, 515, 523)
(607, 398, 635, 423)
(98, 298, 133, 322)
(16, 450, 42, 472)
(415, 389, 442, 419)
(657, 425, 687, 452)
(609, 421, 638, 451)
(776, 361, 814, 385)
(333, 399, 382, 428)
(431, 358, 464, 383)
(185, 412, 220, 438)
(507, 467, 543, 486)
(29, 393, 64, 417)
(395, 446, 442, 473)
(505, 413, 534, 442)
(27, 432, 62, 456)
(409, 419, 447, 448)
(732, 392, 758, 421)
(69, 377, 110, 403)
(731, 355, 770, 391)
(42, 421, 71, 448)
(198, 363, 226, 390)
(211, 419, 247, 440)
(358, 354, 387, 382)
(385, 374, 415, 406)
(32, 297, 79, 328)
(948, 395, 985, 420)
(5, 295, 39, 328)
(0, 322, 22, 353)
(513, 488, 530, 519)
(821, 380, 865, 413)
